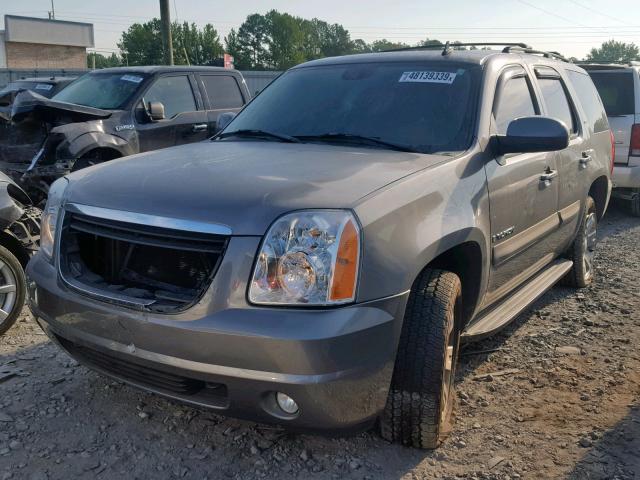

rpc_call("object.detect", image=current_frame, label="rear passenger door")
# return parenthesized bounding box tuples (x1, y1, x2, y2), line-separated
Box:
(198, 74, 246, 134)
(484, 66, 561, 303)
(532, 67, 585, 244)
(136, 74, 209, 152)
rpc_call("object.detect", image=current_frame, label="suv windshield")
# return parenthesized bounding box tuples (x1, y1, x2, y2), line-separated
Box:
(52, 72, 146, 109)
(222, 62, 480, 154)
(587, 71, 635, 116)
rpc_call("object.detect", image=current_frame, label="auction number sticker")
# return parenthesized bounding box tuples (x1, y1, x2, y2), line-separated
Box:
(34, 84, 53, 91)
(399, 71, 457, 84)
(121, 74, 144, 83)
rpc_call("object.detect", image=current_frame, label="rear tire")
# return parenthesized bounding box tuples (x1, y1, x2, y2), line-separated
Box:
(380, 269, 462, 449)
(562, 196, 597, 288)
(0, 246, 26, 336)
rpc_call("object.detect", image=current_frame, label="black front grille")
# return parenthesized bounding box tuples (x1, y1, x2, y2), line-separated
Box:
(59, 211, 228, 313)
(56, 336, 228, 406)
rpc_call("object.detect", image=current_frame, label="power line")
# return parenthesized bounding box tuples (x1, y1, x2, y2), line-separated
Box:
(515, 0, 590, 28)
(566, 0, 633, 26)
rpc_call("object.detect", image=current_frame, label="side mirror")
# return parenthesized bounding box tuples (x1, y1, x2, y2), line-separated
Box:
(148, 101, 165, 121)
(217, 111, 236, 132)
(496, 116, 569, 155)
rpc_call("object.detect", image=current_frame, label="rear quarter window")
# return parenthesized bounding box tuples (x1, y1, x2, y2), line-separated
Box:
(201, 75, 244, 110)
(567, 70, 610, 133)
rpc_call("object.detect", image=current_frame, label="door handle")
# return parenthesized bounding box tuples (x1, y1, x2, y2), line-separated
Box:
(540, 169, 558, 182)
(540, 169, 558, 181)
(579, 152, 592, 168)
(191, 123, 208, 133)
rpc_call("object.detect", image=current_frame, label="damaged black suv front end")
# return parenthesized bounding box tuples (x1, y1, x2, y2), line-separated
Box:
(0, 74, 144, 204)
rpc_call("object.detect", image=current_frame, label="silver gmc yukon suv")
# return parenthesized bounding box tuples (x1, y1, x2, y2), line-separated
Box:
(27, 44, 612, 449)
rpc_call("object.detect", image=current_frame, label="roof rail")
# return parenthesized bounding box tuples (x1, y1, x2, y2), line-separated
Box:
(502, 45, 569, 62)
(383, 42, 531, 55)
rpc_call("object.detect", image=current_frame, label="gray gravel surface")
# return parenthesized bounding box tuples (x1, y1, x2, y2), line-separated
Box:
(0, 204, 638, 480)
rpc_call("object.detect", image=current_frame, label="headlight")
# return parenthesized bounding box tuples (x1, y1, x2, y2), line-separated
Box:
(249, 210, 361, 306)
(40, 177, 68, 261)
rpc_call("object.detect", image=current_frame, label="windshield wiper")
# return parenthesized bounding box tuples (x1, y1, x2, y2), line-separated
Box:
(294, 133, 416, 152)
(216, 129, 301, 143)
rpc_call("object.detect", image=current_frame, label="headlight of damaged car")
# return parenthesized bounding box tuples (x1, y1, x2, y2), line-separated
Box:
(249, 210, 361, 306)
(40, 177, 68, 260)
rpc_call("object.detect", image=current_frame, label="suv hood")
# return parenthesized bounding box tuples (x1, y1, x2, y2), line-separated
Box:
(66, 141, 448, 235)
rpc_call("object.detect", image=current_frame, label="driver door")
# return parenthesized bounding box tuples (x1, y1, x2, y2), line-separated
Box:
(135, 74, 209, 152)
(484, 66, 561, 304)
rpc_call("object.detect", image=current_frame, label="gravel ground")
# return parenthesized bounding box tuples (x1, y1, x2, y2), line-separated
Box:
(0, 203, 638, 480)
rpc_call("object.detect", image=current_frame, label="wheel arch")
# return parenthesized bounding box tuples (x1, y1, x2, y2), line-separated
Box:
(417, 239, 485, 326)
(400, 225, 488, 327)
(588, 175, 610, 220)
(0, 231, 30, 267)
(66, 131, 132, 161)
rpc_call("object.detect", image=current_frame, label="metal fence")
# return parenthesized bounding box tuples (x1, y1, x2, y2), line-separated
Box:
(0, 68, 281, 94)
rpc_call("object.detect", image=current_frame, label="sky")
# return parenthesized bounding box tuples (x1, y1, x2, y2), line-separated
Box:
(2, 0, 640, 60)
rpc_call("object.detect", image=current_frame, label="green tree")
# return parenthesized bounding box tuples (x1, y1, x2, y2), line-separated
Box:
(118, 19, 223, 66)
(118, 18, 164, 65)
(586, 40, 640, 63)
(235, 13, 270, 69)
(369, 39, 410, 52)
(351, 38, 371, 54)
(224, 28, 251, 69)
(87, 52, 122, 68)
(265, 10, 306, 69)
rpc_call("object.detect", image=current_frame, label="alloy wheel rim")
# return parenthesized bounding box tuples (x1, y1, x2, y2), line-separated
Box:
(440, 309, 457, 429)
(0, 259, 17, 325)
(583, 212, 597, 281)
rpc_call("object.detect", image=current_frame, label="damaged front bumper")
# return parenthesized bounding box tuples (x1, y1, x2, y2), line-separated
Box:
(26, 245, 408, 432)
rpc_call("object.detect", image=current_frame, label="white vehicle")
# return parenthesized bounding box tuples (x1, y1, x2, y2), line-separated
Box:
(583, 63, 640, 215)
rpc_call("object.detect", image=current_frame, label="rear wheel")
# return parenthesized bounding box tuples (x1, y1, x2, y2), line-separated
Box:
(380, 269, 462, 449)
(0, 246, 26, 336)
(562, 196, 597, 288)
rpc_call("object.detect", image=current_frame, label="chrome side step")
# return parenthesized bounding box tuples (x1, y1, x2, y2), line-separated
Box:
(461, 259, 573, 343)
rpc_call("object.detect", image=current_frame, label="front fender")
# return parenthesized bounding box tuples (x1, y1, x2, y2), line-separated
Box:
(0, 181, 25, 229)
(60, 131, 136, 160)
(354, 150, 491, 306)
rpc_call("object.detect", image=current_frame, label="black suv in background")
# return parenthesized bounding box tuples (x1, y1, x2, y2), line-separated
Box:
(0, 66, 250, 203)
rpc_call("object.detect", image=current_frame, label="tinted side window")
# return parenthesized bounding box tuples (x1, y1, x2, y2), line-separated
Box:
(201, 75, 244, 109)
(567, 70, 610, 133)
(143, 75, 196, 118)
(538, 78, 576, 133)
(494, 76, 537, 134)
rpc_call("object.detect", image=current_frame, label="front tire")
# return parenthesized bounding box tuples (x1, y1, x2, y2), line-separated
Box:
(380, 269, 462, 449)
(562, 196, 597, 288)
(0, 246, 26, 336)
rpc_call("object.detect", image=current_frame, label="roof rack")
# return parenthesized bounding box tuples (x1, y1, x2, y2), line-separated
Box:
(384, 42, 532, 55)
(383, 42, 567, 61)
(502, 45, 569, 62)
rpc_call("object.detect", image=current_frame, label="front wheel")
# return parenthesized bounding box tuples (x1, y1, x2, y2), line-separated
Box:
(380, 269, 462, 449)
(0, 246, 27, 336)
(562, 196, 597, 288)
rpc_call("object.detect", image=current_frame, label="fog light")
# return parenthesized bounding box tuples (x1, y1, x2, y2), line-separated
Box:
(276, 392, 299, 414)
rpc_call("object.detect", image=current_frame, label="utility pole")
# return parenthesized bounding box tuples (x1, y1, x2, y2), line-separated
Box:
(48, 0, 56, 19)
(159, 0, 174, 65)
